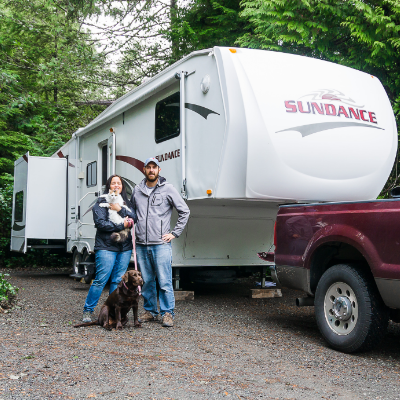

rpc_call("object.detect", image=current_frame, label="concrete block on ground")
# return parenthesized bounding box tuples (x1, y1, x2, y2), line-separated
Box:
(174, 291, 194, 301)
(250, 288, 282, 298)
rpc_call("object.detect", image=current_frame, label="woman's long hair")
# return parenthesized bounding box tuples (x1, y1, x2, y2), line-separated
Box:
(104, 175, 132, 208)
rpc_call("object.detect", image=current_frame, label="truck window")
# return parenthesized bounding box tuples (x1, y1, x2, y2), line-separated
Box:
(87, 161, 97, 187)
(14, 191, 24, 222)
(155, 92, 180, 143)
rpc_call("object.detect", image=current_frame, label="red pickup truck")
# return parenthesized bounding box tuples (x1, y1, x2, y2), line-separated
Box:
(269, 198, 400, 353)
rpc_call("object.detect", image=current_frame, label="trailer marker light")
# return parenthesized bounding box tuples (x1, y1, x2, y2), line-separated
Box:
(229, 49, 237, 53)
(207, 189, 212, 195)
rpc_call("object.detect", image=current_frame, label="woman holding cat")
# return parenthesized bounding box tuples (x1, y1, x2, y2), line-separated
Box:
(81, 175, 137, 322)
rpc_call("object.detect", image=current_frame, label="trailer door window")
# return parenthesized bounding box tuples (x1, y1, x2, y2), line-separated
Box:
(14, 191, 24, 222)
(155, 92, 180, 143)
(87, 161, 97, 187)
(101, 145, 107, 186)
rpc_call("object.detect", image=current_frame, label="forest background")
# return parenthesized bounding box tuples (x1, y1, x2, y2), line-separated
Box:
(0, 0, 399, 268)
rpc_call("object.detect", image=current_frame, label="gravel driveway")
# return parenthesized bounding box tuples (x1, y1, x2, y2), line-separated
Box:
(1, 270, 400, 400)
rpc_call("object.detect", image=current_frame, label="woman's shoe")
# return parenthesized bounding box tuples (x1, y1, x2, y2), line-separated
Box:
(82, 311, 93, 323)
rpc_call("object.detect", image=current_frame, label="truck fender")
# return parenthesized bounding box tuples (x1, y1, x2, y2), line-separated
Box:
(303, 224, 381, 277)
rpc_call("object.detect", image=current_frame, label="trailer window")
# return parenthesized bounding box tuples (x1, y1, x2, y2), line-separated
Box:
(87, 161, 97, 187)
(14, 191, 24, 222)
(155, 92, 180, 143)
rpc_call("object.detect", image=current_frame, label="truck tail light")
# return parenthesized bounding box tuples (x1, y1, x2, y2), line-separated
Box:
(273, 221, 277, 248)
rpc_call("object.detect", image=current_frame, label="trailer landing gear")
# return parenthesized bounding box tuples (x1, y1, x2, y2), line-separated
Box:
(250, 266, 282, 298)
(173, 268, 194, 301)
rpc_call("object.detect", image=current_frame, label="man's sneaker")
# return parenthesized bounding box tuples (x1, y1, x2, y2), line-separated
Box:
(161, 312, 174, 327)
(138, 311, 158, 323)
(82, 311, 93, 323)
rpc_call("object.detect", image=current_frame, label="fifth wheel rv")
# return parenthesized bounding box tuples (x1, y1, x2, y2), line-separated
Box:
(11, 47, 397, 284)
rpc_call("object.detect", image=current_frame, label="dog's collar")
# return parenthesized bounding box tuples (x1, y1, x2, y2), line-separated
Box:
(122, 280, 138, 293)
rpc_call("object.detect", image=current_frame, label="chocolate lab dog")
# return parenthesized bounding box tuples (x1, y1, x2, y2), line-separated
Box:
(74, 270, 143, 330)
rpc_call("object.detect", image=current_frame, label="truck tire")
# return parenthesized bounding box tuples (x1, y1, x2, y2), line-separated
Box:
(315, 263, 389, 353)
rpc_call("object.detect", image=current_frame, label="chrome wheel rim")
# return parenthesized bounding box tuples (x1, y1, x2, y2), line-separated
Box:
(73, 253, 81, 274)
(324, 281, 358, 335)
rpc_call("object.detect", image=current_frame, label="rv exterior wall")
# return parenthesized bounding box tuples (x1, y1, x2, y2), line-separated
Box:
(215, 47, 397, 202)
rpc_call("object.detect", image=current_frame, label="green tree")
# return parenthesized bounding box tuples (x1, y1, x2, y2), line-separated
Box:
(0, 0, 109, 182)
(238, 0, 400, 195)
(168, 0, 249, 60)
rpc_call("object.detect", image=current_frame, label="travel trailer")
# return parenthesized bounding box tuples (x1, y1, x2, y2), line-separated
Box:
(11, 47, 397, 284)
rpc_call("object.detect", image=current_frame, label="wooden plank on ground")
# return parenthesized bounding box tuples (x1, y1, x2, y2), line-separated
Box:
(250, 288, 282, 299)
(174, 291, 194, 301)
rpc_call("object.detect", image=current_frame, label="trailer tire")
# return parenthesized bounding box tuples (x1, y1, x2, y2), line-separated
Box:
(72, 250, 82, 277)
(82, 250, 95, 284)
(315, 263, 388, 353)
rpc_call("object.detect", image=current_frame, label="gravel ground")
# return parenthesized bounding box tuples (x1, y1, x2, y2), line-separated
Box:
(1, 270, 400, 400)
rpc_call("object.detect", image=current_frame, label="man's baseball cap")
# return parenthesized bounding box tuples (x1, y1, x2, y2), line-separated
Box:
(144, 157, 160, 167)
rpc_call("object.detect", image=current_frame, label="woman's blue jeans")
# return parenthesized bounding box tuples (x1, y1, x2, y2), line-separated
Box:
(136, 243, 174, 317)
(83, 250, 132, 313)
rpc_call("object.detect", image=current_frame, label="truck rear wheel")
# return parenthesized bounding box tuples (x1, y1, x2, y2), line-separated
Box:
(315, 264, 388, 353)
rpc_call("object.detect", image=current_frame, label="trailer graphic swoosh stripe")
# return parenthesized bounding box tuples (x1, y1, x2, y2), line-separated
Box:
(167, 103, 220, 119)
(277, 122, 384, 137)
(12, 223, 25, 231)
(82, 198, 98, 218)
(57, 150, 75, 167)
(116, 156, 145, 174)
(185, 103, 220, 119)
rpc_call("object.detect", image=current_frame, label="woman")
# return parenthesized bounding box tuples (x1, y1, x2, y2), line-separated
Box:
(82, 175, 137, 322)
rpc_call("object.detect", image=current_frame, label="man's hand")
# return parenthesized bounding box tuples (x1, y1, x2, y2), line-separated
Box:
(162, 233, 176, 243)
(109, 203, 122, 212)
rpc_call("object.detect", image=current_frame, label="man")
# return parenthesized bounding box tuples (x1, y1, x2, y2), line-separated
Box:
(131, 157, 190, 327)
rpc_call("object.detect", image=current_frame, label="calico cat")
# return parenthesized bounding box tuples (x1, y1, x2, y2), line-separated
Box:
(99, 190, 132, 243)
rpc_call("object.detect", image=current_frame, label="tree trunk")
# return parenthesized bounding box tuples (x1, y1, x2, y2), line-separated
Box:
(170, 0, 178, 62)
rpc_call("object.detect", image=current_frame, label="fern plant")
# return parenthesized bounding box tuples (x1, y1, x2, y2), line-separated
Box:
(0, 273, 18, 307)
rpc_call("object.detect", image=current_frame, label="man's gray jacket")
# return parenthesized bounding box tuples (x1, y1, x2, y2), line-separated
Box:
(130, 176, 190, 245)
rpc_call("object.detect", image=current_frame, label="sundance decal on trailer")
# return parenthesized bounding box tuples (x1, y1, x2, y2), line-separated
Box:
(156, 149, 180, 163)
(280, 89, 384, 136)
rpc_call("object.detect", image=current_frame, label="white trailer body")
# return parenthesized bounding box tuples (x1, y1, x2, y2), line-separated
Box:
(11, 155, 67, 252)
(11, 47, 397, 273)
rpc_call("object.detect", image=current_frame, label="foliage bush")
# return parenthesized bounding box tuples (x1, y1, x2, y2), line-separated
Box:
(0, 273, 18, 308)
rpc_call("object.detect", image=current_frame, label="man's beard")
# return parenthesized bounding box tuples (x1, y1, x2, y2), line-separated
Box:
(145, 171, 159, 182)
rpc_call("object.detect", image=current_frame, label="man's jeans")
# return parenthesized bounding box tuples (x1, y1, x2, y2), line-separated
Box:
(136, 243, 174, 317)
(83, 250, 132, 313)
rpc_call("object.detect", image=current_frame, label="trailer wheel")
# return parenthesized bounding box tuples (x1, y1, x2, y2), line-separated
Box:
(72, 250, 82, 277)
(82, 250, 95, 284)
(314, 264, 389, 353)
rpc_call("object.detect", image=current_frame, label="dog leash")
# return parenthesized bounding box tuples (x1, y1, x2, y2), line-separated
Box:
(131, 220, 141, 293)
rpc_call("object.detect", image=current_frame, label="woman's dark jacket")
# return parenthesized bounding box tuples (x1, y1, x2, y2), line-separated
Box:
(93, 197, 137, 252)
